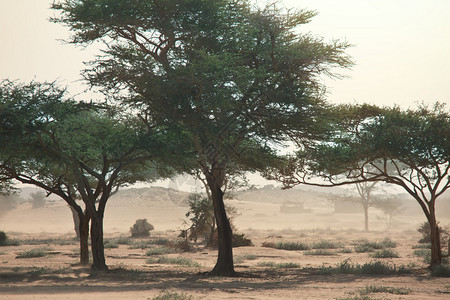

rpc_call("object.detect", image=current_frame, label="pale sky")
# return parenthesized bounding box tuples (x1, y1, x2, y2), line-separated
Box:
(1, 0, 449, 109)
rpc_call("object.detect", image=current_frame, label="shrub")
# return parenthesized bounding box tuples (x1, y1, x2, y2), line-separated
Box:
(152, 291, 194, 300)
(146, 256, 200, 267)
(417, 222, 450, 244)
(317, 259, 412, 275)
(311, 240, 341, 249)
(431, 264, 450, 277)
(358, 285, 410, 295)
(256, 261, 299, 268)
(0, 231, 6, 246)
(16, 247, 52, 258)
(370, 249, 399, 258)
(304, 249, 337, 256)
(130, 219, 154, 237)
(232, 233, 252, 247)
(145, 247, 175, 256)
(413, 248, 431, 264)
(262, 241, 309, 251)
(103, 239, 119, 249)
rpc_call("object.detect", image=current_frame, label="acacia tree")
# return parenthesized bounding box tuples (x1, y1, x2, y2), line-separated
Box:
(273, 103, 450, 268)
(52, 0, 352, 275)
(0, 80, 170, 270)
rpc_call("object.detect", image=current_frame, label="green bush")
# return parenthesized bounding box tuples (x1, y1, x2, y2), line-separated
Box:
(16, 247, 52, 258)
(145, 247, 175, 256)
(262, 241, 310, 251)
(146, 256, 200, 267)
(130, 219, 154, 237)
(370, 248, 399, 258)
(232, 233, 252, 247)
(311, 240, 341, 249)
(431, 264, 450, 277)
(304, 249, 337, 256)
(318, 259, 412, 275)
(256, 261, 299, 268)
(152, 291, 194, 300)
(0, 231, 6, 246)
(358, 285, 411, 295)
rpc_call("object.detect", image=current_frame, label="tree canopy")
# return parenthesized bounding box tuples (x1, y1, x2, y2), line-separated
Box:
(0, 80, 173, 270)
(52, 0, 353, 275)
(272, 103, 450, 267)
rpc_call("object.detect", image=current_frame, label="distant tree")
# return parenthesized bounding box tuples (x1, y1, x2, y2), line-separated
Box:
(53, 0, 352, 275)
(130, 219, 154, 237)
(273, 103, 450, 267)
(372, 195, 403, 227)
(355, 179, 378, 231)
(0, 80, 171, 270)
(30, 191, 46, 209)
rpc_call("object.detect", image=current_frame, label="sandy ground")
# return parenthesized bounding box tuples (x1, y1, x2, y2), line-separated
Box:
(0, 187, 449, 299)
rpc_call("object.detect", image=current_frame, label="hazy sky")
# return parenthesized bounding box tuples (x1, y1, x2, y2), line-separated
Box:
(1, 0, 449, 109)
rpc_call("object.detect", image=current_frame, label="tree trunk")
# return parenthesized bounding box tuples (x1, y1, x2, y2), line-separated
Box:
(209, 184, 235, 276)
(363, 205, 369, 232)
(90, 215, 108, 271)
(79, 213, 90, 265)
(429, 216, 442, 267)
(70, 206, 81, 238)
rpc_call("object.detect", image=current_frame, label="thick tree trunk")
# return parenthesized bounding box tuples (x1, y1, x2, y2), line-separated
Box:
(209, 184, 235, 276)
(429, 216, 442, 267)
(79, 213, 90, 265)
(90, 215, 108, 271)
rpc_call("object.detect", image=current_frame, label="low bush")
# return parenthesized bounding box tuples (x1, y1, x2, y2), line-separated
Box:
(304, 249, 337, 256)
(152, 291, 194, 300)
(130, 219, 154, 238)
(369, 249, 399, 258)
(256, 261, 299, 268)
(262, 241, 310, 251)
(431, 264, 450, 277)
(358, 285, 411, 295)
(16, 247, 52, 258)
(0, 231, 6, 245)
(145, 247, 175, 256)
(311, 240, 341, 249)
(317, 259, 412, 275)
(146, 256, 200, 267)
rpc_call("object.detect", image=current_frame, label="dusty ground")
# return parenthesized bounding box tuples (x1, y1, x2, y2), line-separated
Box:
(0, 187, 449, 299)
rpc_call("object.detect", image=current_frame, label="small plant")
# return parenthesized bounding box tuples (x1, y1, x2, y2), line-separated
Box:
(145, 247, 175, 256)
(317, 259, 412, 275)
(103, 239, 119, 249)
(413, 248, 431, 264)
(130, 219, 154, 237)
(234, 254, 257, 264)
(256, 261, 299, 268)
(357, 285, 411, 295)
(311, 240, 341, 249)
(16, 247, 52, 258)
(262, 241, 310, 251)
(146, 256, 200, 267)
(304, 249, 337, 256)
(152, 291, 194, 300)
(370, 248, 399, 258)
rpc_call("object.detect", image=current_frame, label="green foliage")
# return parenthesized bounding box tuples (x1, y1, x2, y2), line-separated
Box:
(354, 238, 397, 253)
(369, 249, 399, 258)
(431, 264, 450, 277)
(262, 241, 310, 251)
(417, 222, 450, 244)
(357, 285, 411, 295)
(16, 247, 53, 258)
(184, 193, 215, 244)
(130, 219, 154, 238)
(304, 249, 337, 256)
(145, 247, 176, 256)
(151, 291, 194, 300)
(311, 240, 342, 249)
(0, 231, 6, 246)
(317, 259, 413, 275)
(146, 256, 200, 267)
(257, 261, 300, 269)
